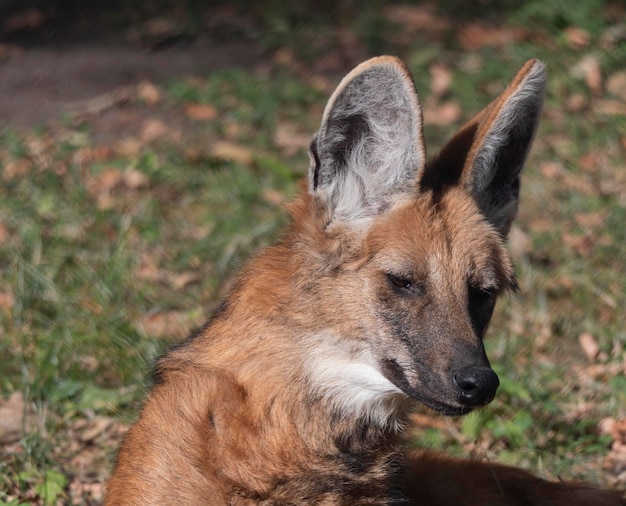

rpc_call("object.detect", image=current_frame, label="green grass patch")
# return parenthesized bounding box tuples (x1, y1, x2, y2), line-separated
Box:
(1, 0, 625, 502)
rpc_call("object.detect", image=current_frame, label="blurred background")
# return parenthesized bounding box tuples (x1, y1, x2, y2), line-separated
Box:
(0, 1, 625, 504)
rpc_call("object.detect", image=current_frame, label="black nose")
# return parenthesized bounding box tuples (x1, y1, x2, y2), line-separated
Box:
(454, 367, 499, 407)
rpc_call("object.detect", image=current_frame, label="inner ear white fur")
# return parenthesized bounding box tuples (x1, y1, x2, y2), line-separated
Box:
(310, 56, 425, 227)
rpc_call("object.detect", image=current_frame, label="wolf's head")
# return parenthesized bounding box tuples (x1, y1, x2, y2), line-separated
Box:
(296, 57, 545, 423)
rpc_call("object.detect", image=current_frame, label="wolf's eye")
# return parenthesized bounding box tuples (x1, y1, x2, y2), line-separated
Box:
(470, 286, 497, 302)
(386, 273, 423, 296)
(468, 285, 498, 336)
(387, 273, 411, 288)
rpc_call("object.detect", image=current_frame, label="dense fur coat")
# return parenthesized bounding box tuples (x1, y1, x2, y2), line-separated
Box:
(106, 57, 625, 505)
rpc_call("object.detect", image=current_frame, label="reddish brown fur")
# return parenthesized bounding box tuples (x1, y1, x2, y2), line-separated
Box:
(106, 57, 625, 505)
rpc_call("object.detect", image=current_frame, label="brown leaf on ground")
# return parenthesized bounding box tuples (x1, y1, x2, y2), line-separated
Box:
(384, 4, 450, 33)
(69, 86, 134, 118)
(566, 93, 589, 112)
(572, 55, 603, 94)
(423, 101, 462, 126)
(63, 415, 129, 505)
(72, 146, 114, 166)
(562, 232, 594, 257)
(600, 417, 626, 487)
(136, 310, 202, 340)
(0, 392, 36, 444)
(140, 118, 169, 143)
(595, 99, 626, 116)
(272, 49, 334, 94)
(564, 26, 591, 48)
(210, 141, 254, 165)
(607, 71, 626, 101)
(583, 362, 625, 380)
(2, 158, 31, 180)
(429, 63, 453, 99)
(136, 254, 200, 289)
(123, 168, 150, 189)
(508, 225, 531, 261)
(578, 332, 601, 361)
(88, 168, 124, 193)
(137, 80, 160, 105)
(115, 137, 143, 157)
(78, 417, 114, 443)
(574, 210, 606, 228)
(0, 291, 14, 309)
(540, 161, 595, 194)
(184, 103, 218, 121)
(0, 222, 7, 244)
(273, 122, 311, 155)
(262, 188, 287, 206)
(85, 167, 151, 209)
(458, 23, 527, 51)
(69, 482, 104, 505)
(578, 149, 607, 174)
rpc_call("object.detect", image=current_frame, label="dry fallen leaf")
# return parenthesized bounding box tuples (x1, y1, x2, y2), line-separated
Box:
(69, 482, 104, 504)
(262, 188, 287, 206)
(458, 23, 526, 51)
(80, 417, 114, 443)
(429, 63, 453, 99)
(578, 332, 600, 361)
(572, 55, 603, 94)
(2, 158, 30, 180)
(540, 161, 594, 194)
(123, 168, 150, 189)
(562, 232, 594, 257)
(607, 71, 626, 101)
(595, 99, 626, 116)
(210, 141, 254, 165)
(600, 417, 626, 486)
(115, 138, 143, 157)
(0, 291, 14, 309)
(90, 168, 124, 193)
(564, 26, 591, 48)
(184, 103, 218, 121)
(136, 310, 202, 340)
(566, 93, 588, 112)
(136, 254, 199, 289)
(137, 80, 160, 105)
(423, 101, 462, 126)
(508, 225, 531, 261)
(140, 118, 169, 143)
(72, 146, 114, 166)
(574, 210, 606, 228)
(384, 4, 450, 33)
(168, 271, 201, 290)
(273, 122, 311, 155)
(0, 392, 36, 444)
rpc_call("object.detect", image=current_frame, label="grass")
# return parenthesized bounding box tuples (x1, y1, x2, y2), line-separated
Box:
(1, 0, 625, 503)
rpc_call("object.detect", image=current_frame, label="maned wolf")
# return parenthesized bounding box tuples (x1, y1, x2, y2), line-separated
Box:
(106, 57, 625, 505)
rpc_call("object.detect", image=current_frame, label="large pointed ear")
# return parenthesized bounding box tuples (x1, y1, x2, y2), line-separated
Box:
(309, 56, 425, 227)
(423, 59, 546, 237)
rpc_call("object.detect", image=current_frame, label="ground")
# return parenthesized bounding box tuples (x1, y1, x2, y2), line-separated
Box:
(0, 1, 625, 504)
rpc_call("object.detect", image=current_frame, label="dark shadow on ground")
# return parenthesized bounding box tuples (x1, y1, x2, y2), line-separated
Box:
(0, 1, 268, 128)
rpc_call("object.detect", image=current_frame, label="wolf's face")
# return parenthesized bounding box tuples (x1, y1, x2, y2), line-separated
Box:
(299, 57, 545, 423)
